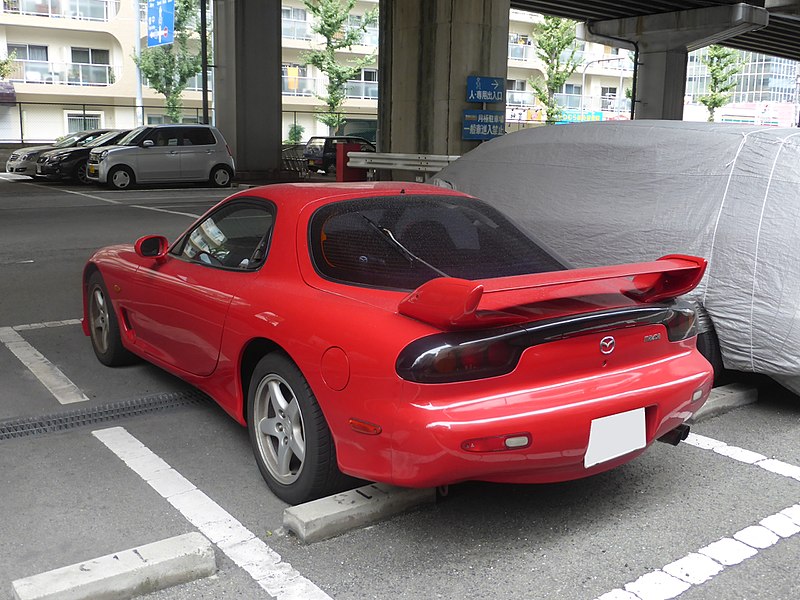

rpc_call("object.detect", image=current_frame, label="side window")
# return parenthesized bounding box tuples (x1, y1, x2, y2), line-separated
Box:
(182, 127, 216, 146)
(146, 128, 180, 147)
(177, 202, 275, 270)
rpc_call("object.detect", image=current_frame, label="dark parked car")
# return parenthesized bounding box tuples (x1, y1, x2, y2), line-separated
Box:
(303, 136, 375, 174)
(5, 129, 113, 177)
(36, 129, 130, 184)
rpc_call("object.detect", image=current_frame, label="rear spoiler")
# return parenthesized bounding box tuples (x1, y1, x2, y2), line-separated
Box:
(398, 254, 707, 330)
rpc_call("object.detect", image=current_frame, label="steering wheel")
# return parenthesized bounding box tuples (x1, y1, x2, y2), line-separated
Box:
(196, 250, 224, 266)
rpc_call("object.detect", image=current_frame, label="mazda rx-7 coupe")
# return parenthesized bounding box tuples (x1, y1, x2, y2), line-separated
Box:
(83, 182, 713, 504)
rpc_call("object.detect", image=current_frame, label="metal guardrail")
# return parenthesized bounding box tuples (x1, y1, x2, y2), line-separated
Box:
(347, 152, 460, 179)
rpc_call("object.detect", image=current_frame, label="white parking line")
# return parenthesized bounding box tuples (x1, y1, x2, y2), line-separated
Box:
(12, 318, 82, 331)
(595, 504, 800, 600)
(595, 432, 800, 600)
(92, 426, 331, 600)
(685, 433, 800, 482)
(130, 204, 200, 218)
(0, 326, 88, 404)
(40, 185, 122, 204)
(42, 186, 201, 217)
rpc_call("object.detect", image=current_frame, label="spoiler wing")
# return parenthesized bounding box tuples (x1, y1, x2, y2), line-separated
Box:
(397, 254, 707, 330)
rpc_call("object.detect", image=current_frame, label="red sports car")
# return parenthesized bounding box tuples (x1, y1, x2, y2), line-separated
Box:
(82, 182, 713, 504)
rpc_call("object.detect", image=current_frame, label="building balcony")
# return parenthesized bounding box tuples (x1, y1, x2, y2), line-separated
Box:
(9, 59, 120, 86)
(282, 75, 319, 97)
(2, 0, 120, 21)
(345, 80, 377, 100)
(506, 90, 631, 114)
(508, 43, 533, 62)
(282, 18, 312, 41)
(281, 76, 378, 101)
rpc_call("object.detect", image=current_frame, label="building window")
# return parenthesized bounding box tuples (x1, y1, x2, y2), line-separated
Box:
(282, 6, 310, 40)
(346, 13, 378, 45)
(506, 79, 531, 106)
(7, 43, 49, 83)
(564, 83, 582, 95)
(346, 68, 378, 99)
(66, 112, 103, 133)
(601, 86, 618, 110)
(71, 47, 110, 65)
(70, 47, 112, 85)
(282, 63, 313, 96)
(7, 43, 48, 61)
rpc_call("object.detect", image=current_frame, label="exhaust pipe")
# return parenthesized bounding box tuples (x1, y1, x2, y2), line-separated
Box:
(657, 423, 690, 446)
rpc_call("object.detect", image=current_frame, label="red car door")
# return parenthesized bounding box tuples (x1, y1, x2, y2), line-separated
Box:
(123, 200, 275, 376)
(125, 259, 249, 376)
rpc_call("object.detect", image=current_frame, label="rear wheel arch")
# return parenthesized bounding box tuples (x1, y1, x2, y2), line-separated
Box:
(240, 338, 288, 422)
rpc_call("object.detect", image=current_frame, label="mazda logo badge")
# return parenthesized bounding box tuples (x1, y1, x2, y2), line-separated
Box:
(600, 336, 616, 355)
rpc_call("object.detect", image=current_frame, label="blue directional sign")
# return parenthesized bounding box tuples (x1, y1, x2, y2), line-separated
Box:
(466, 76, 505, 103)
(147, 0, 175, 47)
(462, 110, 505, 140)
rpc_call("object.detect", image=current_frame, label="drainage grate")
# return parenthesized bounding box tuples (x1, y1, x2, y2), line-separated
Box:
(0, 389, 210, 441)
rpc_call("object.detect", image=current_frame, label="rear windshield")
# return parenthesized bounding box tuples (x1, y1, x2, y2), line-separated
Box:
(309, 194, 565, 290)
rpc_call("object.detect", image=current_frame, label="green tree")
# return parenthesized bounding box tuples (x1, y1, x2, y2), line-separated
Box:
(699, 45, 741, 122)
(303, 0, 378, 131)
(134, 0, 204, 123)
(286, 123, 305, 144)
(0, 51, 16, 80)
(529, 16, 582, 124)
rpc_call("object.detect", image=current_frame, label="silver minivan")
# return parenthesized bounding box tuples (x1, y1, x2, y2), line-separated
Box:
(86, 124, 235, 189)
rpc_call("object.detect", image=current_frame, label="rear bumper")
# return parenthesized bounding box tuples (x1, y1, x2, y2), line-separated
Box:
(387, 350, 713, 487)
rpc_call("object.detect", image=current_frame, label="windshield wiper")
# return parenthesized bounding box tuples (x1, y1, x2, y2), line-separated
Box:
(360, 214, 450, 278)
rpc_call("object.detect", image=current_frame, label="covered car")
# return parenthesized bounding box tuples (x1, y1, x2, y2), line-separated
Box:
(434, 120, 800, 395)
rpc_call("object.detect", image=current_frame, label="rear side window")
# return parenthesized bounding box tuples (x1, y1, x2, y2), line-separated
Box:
(183, 127, 216, 146)
(310, 195, 564, 290)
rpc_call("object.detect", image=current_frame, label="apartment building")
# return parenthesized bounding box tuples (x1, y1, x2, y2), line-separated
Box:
(0, 0, 207, 143)
(684, 46, 800, 126)
(1, 2, 796, 145)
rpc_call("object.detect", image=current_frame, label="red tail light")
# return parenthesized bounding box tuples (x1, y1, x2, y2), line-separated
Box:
(663, 306, 697, 341)
(397, 329, 524, 384)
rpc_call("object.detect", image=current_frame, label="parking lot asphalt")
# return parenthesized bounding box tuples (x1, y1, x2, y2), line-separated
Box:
(1, 173, 799, 600)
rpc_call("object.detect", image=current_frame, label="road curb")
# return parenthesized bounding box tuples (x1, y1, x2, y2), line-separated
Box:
(284, 482, 436, 543)
(11, 532, 216, 600)
(689, 382, 758, 424)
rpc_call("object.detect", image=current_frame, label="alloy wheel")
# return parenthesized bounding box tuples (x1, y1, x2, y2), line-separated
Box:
(252, 374, 306, 485)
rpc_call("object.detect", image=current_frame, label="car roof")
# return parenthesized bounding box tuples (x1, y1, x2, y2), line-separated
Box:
(227, 182, 468, 214)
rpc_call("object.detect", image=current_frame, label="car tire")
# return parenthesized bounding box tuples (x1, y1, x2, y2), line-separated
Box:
(247, 353, 350, 504)
(108, 165, 135, 190)
(75, 160, 90, 185)
(209, 165, 232, 188)
(86, 271, 136, 367)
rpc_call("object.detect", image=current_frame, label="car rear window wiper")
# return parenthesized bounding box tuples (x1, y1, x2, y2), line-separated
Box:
(360, 214, 450, 278)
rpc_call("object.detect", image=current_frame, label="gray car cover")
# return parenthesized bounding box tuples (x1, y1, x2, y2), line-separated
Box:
(434, 120, 800, 395)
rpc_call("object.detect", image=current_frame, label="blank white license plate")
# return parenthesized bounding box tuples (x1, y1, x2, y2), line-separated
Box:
(584, 407, 646, 468)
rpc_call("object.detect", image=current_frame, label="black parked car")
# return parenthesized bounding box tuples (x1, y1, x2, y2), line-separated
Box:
(303, 136, 375, 174)
(36, 129, 129, 184)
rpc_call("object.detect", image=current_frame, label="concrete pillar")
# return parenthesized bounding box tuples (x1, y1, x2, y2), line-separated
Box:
(213, 0, 282, 179)
(578, 4, 769, 120)
(378, 0, 510, 156)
